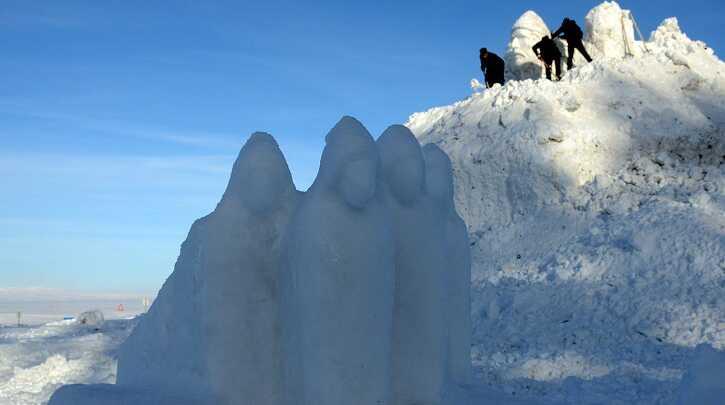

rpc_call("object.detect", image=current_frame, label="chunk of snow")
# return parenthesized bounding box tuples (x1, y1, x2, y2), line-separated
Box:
(76, 310, 104, 328)
(584, 1, 641, 59)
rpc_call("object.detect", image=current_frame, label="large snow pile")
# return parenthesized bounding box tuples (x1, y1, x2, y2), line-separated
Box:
(50, 120, 473, 405)
(408, 3, 725, 404)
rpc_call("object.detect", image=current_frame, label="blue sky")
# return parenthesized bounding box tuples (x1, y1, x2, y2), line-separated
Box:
(1, 0, 722, 294)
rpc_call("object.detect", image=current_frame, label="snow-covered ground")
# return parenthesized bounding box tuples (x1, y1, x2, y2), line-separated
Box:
(0, 318, 137, 405)
(407, 5, 725, 405)
(0, 289, 148, 404)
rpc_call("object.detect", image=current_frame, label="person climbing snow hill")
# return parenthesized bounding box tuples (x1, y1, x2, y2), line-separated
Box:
(479, 48, 505, 88)
(532, 36, 562, 81)
(552, 17, 593, 70)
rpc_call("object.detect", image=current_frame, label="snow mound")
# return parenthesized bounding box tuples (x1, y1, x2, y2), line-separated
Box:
(407, 6, 725, 404)
(76, 310, 104, 329)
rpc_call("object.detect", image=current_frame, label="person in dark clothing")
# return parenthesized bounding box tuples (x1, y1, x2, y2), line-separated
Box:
(551, 18, 592, 70)
(532, 36, 562, 81)
(479, 48, 505, 88)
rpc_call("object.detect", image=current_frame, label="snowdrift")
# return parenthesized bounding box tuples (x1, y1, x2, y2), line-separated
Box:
(407, 4, 725, 404)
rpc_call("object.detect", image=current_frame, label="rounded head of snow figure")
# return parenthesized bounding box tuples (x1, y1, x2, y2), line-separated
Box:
(314, 116, 379, 209)
(224, 132, 295, 214)
(422, 144, 455, 212)
(376, 125, 425, 206)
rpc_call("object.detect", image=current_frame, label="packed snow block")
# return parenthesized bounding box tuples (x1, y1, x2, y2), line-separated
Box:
(677, 345, 725, 405)
(423, 144, 473, 388)
(115, 132, 298, 404)
(584, 1, 640, 59)
(49, 383, 206, 405)
(76, 310, 104, 329)
(378, 125, 449, 405)
(505, 11, 551, 81)
(280, 117, 395, 405)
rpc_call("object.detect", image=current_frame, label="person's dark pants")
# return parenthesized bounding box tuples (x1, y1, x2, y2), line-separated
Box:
(567, 40, 592, 70)
(543, 57, 562, 80)
(485, 70, 505, 87)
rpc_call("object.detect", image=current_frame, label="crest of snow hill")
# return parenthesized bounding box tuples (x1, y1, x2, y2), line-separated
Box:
(51, 1, 724, 405)
(49, 118, 473, 405)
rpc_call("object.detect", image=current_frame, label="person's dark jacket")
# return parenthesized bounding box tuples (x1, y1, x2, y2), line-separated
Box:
(552, 19, 584, 42)
(480, 52, 505, 75)
(532, 37, 562, 62)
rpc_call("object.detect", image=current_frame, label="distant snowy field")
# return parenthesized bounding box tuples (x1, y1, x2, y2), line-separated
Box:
(0, 319, 138, 405)
(0, 290, 147, 404)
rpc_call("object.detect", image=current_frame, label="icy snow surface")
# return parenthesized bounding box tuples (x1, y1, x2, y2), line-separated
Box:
(0, 319, 137, 405)
(408, 10, 725, 405)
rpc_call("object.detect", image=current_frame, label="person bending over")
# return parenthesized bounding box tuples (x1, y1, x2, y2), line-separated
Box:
(552, 18, 592, 70)
(532, 36, 562, 81)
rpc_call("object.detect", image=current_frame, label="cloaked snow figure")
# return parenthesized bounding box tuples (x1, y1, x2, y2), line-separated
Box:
(280, 117, 395, 405)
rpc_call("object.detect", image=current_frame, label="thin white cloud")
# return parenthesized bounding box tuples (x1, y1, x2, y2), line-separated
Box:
(0, 103, 243, 150)
(0, 287, 152, 302)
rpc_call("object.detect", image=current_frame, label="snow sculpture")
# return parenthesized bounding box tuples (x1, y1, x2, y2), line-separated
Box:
(378, 125, 448, 405)
(422, 144, 472, 388)
(505, 11, 551, 81)
(50, 117, 475, 405)
(677, 344, 725, 405)
(280, 117, 395, 405)
(117, 132, 296, 404)
(201, 132, 298, 405)
(584, 1, 640, 59)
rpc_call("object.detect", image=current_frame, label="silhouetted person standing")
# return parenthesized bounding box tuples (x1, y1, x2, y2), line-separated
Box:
(552, 18, 592, 70)
(532, 36, 562, 81)
(480, 48, 505, 88)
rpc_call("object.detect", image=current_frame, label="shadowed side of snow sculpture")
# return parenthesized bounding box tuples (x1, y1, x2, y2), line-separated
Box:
(423, 144, 473, 390)
(280, 116, 395, 405)
(378, 125, 449, 405)
(677, 344, 725, 405)
(51, 132, 299, 405)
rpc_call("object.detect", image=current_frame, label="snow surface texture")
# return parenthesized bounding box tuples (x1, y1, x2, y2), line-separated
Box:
(50, 118, 472, 405)
(409, 4, 725, 404)
(0, 319, 137, 405)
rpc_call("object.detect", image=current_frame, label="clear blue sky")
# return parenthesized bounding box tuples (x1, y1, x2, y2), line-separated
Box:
(1, 0, 722, 294)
